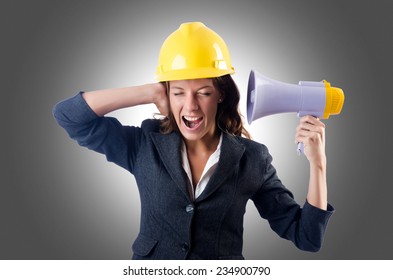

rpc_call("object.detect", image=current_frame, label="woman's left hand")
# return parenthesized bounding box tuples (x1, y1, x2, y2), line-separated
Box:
(295, 115, 326, 165)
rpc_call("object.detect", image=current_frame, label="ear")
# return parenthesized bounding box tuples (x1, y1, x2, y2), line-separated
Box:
(218, 94, 224, 103)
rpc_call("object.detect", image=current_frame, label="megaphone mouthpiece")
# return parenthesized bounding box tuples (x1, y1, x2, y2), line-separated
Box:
(323, 81, 345, 118)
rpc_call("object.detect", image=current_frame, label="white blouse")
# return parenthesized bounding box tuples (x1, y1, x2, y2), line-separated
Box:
(181, 134, 223, 200)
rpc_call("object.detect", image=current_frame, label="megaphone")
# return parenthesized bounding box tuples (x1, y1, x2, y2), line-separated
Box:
(247, 70, 345, 154)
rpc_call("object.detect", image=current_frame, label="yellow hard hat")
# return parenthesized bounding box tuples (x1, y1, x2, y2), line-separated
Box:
(155, 22, 235, 81)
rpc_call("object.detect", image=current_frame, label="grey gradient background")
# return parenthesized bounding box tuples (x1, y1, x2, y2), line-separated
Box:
(1, 0, 392, 259)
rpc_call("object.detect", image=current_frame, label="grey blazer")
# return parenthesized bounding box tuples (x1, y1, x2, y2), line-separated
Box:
(53, 92, 334, 260)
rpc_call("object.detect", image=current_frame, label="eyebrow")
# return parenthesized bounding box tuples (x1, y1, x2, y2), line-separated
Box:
(170, 85, 214, 91)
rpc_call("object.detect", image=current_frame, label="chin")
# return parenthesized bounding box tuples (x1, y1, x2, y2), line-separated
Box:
(179, 130, 204, 142)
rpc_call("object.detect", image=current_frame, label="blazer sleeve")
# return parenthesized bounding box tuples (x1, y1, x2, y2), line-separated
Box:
(251, 151, 334, 252)
(52, 92, 143, 173)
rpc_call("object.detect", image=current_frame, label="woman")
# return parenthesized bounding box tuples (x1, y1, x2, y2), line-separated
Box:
(53, 22, 334, 259)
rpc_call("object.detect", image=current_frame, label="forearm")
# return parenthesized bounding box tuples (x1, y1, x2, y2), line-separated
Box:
(83, 84, 163, 116)
(306, 158, 327, 210)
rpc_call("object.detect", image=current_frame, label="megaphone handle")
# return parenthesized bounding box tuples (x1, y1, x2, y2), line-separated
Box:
(297, 142, 304, 155)
(296, 112, 323, 155)
(296, 112, 314, 156)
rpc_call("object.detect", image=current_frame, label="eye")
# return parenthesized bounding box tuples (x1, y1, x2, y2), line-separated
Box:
(198, 92, 211, 96)
(172, 92, 184, 96)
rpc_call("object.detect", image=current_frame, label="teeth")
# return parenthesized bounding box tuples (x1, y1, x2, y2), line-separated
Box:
(182, 116, 203, 129)
(184, 116, 201, 121)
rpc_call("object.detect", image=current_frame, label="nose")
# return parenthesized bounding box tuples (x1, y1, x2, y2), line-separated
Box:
(184, 93, 198, 111)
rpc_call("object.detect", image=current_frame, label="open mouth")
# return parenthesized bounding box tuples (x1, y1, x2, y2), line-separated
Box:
(182, 116, 203, 129)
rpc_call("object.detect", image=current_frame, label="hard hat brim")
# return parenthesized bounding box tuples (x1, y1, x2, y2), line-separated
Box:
(155, 67, 235, 82)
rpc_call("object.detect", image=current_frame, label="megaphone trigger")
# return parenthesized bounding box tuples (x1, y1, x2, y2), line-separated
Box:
(296, 113, 318, 155)
(297, 142, 304, 156)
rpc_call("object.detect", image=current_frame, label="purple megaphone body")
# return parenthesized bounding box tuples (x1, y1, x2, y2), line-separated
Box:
(247, 70, 344, 155)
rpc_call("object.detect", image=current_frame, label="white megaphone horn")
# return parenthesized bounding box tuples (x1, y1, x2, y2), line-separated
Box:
(246, 70, 345, 154)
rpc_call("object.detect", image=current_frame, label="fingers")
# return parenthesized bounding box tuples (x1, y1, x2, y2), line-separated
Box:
(295, 116, 325, 140)
(299, 115, 325, 127)
(153, 83, 170, 116)
(295, 116, 326, 162)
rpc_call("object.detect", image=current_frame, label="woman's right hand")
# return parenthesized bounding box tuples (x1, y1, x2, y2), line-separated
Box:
(153, 82, 169, 117)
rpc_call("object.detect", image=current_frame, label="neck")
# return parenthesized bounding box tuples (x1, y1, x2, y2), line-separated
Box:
(184, 131, 220, 154)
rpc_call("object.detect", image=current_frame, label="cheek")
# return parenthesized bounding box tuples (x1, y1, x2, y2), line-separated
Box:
(169, 100, 181, 121)
(205, 103, 218, 119)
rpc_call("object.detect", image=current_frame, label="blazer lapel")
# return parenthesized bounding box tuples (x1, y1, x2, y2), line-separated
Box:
(196, 133, 245, 202)
(150, 131, 191, 201)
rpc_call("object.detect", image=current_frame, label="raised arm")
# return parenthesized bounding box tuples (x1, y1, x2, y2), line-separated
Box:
(53, 83, 168, 172)
(82, 83, 168, 116)
(295, 115, 327, 210)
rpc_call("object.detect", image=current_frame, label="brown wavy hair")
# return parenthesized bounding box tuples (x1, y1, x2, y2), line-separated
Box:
(159, 74, 251, 139)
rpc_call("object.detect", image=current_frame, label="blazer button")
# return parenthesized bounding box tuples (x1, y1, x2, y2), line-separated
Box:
(181, 242, 189, 252)
(185, 204, 194, 213)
